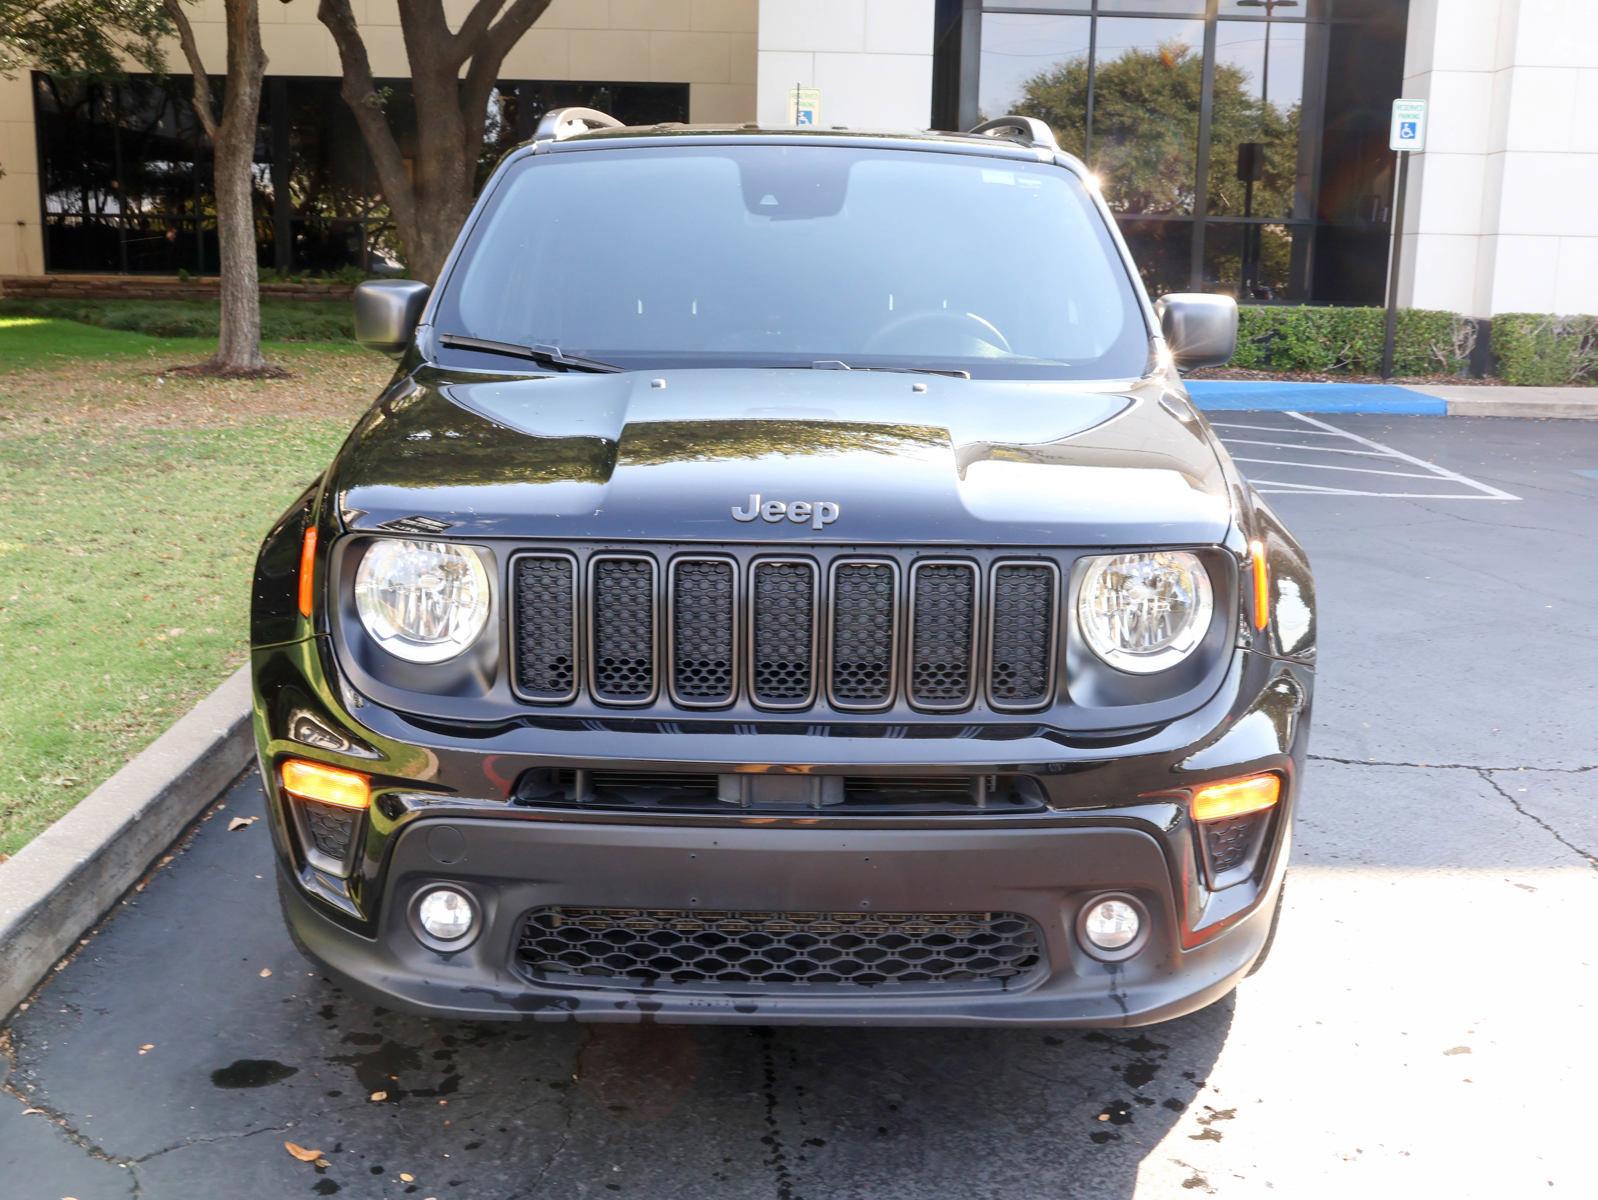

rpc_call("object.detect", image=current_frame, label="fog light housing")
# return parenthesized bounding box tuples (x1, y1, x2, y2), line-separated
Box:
(1077, 893, 1147, 962)
(414, 887, 477, 945)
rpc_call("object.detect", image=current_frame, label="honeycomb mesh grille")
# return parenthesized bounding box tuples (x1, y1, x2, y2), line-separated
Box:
(301, 799, 356, 864)
(512, 555, 576, 700)
(830, 563, 896, 706)
(671, 560, 736, 705)
(989, 564, 1056, 708)
(590, 558, 655, 701)
(516, 907, 1046, 991)
(751, 562, 816, 706)
(910, 564, 976, 708)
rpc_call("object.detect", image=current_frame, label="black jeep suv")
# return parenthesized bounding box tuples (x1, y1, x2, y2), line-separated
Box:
(251, 109, 1314, 1027)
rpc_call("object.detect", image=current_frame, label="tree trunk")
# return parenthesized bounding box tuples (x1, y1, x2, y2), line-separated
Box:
(319, 0, 554, 283)
(211, 89, 265, 372)
(207, 0, 268, 374)
(165, 0, 274, 376)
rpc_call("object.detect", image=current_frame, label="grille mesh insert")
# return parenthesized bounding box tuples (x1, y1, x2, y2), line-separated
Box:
(830, 563, 896, 706)
(590, 558, 655, 701)
(516, 907, 1045, 990)
(910, 564, 977, 708)
(671, 560, 735, 705)
(750, 562, 816, 706)
(1204, 812, 1265, 878)
(512, 555, 576, 700)
(301, 799, 356, 864)
(989, 564, 1056, 708)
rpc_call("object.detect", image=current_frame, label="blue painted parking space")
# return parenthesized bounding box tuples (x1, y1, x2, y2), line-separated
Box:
(1187, 380, 1446, 414)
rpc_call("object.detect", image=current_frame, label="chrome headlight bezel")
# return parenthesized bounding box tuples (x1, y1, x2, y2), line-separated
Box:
(353, 538, 492, 664)
(1076, 550, 1215, 674)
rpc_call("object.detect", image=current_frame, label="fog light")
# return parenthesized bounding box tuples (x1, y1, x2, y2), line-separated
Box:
(416, 888, 476, 942)
(1079, 894, 1145, 961)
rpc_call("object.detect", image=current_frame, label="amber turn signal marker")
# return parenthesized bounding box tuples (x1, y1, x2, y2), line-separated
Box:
(1249, 539, 1270, 631)
(297, 527, 318, 618)
(281, 758, 370, 810)
(1191, 773, 1280, 823)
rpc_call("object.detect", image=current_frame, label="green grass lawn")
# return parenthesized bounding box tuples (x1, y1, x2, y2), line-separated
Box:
(0, 315, 389, 856)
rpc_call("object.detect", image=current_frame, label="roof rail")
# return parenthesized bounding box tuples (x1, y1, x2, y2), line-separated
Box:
(966, 115, 1059, 152)
(534, 106, 623, 144)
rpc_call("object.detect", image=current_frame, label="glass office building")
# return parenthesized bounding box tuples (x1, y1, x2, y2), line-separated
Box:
(933, 0, 1410, 304)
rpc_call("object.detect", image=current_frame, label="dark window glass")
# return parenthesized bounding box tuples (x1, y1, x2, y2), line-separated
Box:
(33, 72, 688, 275)
(439, 147, 1152, 379)
(1207, 18, 1311, 218)
(1118, 218, 1193, 296)
(978, 14, 1092, 160)
(1098, 1, 1206, 13)
(1203, 221, 1306, 301)
(1086, 18, 1205, 214)
(1219, 0, 1325, 16)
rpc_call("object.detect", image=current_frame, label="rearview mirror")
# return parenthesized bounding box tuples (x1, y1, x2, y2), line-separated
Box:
(1155, 293, 1238, 372)
(353, 280, 431, 356)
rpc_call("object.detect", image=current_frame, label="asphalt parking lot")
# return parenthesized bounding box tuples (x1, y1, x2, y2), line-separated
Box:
(4, 414, 1596, 1200)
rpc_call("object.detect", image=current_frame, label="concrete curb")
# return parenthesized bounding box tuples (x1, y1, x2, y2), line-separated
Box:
(0, 665, 253, 1022)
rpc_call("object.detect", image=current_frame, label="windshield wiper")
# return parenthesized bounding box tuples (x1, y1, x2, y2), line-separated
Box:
(438, 333, 622, 373)
(810, 360, 971, 380)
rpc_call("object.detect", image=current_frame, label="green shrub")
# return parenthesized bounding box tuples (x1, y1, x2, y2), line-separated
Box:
(0, 297, 353, 342)
(1490, 313, 1598, 386)
(1231, 305, 1476, 377)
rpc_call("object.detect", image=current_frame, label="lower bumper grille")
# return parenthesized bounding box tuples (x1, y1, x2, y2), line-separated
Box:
(515, 907, 1047, 992)
(513, 768, 1047, 814)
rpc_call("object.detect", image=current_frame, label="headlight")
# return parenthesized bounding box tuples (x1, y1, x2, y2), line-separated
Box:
(1077, 551, 1213, 674)
(354, 539, 490, 663)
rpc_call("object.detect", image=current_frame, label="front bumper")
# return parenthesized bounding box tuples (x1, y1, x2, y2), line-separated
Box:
(256, 639, 1310, 1027)
(280, 815, 1288, 1026)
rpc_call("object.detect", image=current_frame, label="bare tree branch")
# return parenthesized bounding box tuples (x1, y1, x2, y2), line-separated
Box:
(460, 0, 554, 143)
(317, 0, 420, 238)
(161, 0, 219, 141)
(448, 0, 508, 67)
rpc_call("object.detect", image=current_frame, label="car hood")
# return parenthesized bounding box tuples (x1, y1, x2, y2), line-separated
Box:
(329, 367, 1234, 546)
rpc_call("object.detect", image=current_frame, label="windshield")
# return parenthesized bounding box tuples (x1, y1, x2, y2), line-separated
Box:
(435, 143, 1153, 380)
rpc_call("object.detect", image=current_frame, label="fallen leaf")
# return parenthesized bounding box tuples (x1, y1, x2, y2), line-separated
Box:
(369, 1090, 388, 1102)
(259, 968, 272, 978)
(21, 1107, 45, 1116)
(227, 816, 258, 832)
(285, 1141, 323, 1162)
(315, 1158, 331, 1169)
(400, 1174, 414, 1183)
(138, 1044, 154, 1055)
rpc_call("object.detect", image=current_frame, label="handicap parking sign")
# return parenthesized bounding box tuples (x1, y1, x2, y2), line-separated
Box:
(1389, 99, 1427, 151)
(789, 87, 821, 129)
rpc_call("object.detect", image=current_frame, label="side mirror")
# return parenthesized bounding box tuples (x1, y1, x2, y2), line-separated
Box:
(353, 279, 431, 356)
(1155, 293, 1238, 372)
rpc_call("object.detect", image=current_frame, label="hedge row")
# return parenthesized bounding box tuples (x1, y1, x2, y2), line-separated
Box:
(1490, 313, 1598, 386)
(0, 297, 353, 342)
(1230, 306, 1477, 377)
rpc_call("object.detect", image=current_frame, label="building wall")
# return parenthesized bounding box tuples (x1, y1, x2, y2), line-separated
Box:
(1400, 0, 1598, 316)
(0, 72, 42, 275)
(0, 0, 758, 276)
(756, 0, 934, 129)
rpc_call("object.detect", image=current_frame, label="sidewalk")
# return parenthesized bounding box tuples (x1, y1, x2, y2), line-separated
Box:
(1187, 379, 1598, 418)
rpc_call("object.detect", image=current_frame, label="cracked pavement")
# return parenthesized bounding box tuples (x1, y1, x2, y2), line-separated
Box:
(3, 414, 1597, 1198)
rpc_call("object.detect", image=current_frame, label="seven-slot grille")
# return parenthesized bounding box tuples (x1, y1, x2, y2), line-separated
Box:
(511, 549, 1061, 713)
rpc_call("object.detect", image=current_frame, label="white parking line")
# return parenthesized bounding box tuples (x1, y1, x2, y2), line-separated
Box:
(1217, 412, 1519, 501)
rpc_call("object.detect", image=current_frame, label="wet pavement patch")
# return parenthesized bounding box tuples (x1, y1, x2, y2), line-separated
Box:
(210, 1059, 299, 1089)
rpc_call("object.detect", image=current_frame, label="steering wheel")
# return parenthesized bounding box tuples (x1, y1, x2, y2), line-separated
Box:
(860, 310, 1013, 356)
